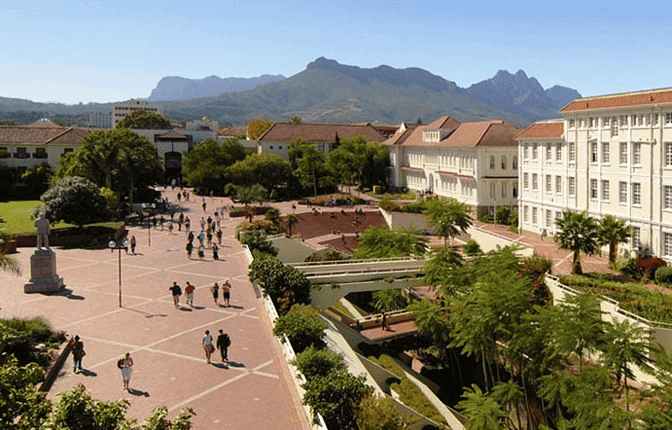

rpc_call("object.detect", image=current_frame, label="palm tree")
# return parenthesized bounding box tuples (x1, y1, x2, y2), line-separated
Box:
(425, 199, 472, 247)
(0, 230, 19, 275)
(554, 210, 600, 274)
(285, 213, 298, 237)
(79, 130, 120, 189)
(597, 215, 631, 264)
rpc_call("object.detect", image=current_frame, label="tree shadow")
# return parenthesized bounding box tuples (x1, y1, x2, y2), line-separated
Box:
(128, 387, 150, 397)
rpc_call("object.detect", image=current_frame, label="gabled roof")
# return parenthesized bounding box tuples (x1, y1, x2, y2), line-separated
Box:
(0, 124, 92, 145)
(45, 127, 92, 144)
(516, 120, 564, 140)
(27, 119, 64, 128)
(156, 130, 187, 139)
(561, 87, 672, 112)
(257, 123, 386, 143)
(388, 117, 519, 148)
(382, 122, 420, 146)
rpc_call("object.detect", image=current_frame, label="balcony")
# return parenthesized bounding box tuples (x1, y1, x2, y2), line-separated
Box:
(13, 153, 30, 159)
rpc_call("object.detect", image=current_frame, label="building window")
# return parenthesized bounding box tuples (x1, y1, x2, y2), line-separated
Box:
(603, 117, 610, 127)
(15, 147, 29, 159)
(34, 148, 47, 159)
(512, 183, 518, 198)
(490, 182, 496, 198)
(0, 147, 8, 159)
(532, 173, 538, 191)
(569, 143, 576, 162)
(532, 143, 538, 160)
(602, 143, 609, 163)
(546, 175, 552, 193)
(524, 173, 529, 189)
(591, 179, 598, 199)
(591, 142, 598, 163)
(555, 176, 562, 194)
(619, 142, 628, 164)
(569, 177, 576, 196)
(490, 155, 495, 169)
(619, 181, 628, 203)
(665, 185, 672, 209)
(523, 206, 529, 222)
(546, 143, 552, 162)
(620, 115, 628, 127)
(632, 183, 641, 205)
(569, 119, 575, 128)
(633, 227, 641, 250)
(556, 142, 562, 162)
(501, 182, 507, 198)
(665, 233, 672, 257)
(666, 143, 672, 166)
(524, 144, 529, 160)
(633, 143, 641, 165)
(532, 207, 538, 225)
(512, 155, 518, 170)
(501, 155, 506, 170)
(602, 180, 610, 201)
(611, 117, 619, 137)
(653, 113, 659, 126)
(546, 209, 552, 227)
(666, 112, 672, 124)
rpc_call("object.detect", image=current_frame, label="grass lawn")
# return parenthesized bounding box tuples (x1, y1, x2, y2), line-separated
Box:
(0, 200, 120, 235)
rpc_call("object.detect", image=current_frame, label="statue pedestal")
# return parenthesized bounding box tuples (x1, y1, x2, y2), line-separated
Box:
(24, 249, 63, 293)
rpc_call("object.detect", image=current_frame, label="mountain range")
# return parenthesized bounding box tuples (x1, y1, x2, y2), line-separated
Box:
(0, 57, 581, 127)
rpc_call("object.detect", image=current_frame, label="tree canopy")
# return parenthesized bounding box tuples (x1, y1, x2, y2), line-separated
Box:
(425, 198, 472, 247)
(182, 138, 247, 193)
(353, 226, 428, 259)
(554, 211, 600, 274)
(246, 118, 273, 140)
(115, 110, 171, 129)
(41, 176, 109, 227)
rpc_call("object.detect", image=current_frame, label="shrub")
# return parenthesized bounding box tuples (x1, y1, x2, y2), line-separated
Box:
(495, 205, 512, 225)
(519, 254, 553, 307)
(655, 266, 672, 285)
(637, 256, 667, 280)
(41, 176, 109, 227)
(249, 255, 311, 314)
(400, 200, 427, 213)
(357, 395, 418, 430)
(462, 239, 482, 256)
(378, 197, 401, 212)
(305, 248, 348, 262)
(302, 370, 374, 430)
(241, 230, 277, 256)
(0, 317, 65, 367)
(292, 346, 346, 380)
(273, 304, 327, 353)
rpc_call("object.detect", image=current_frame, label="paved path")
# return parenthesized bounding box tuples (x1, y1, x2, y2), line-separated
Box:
(0, 189, 311, 430)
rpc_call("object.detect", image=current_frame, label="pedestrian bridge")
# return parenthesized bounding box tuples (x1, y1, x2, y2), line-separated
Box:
(287, 257, 427, 309)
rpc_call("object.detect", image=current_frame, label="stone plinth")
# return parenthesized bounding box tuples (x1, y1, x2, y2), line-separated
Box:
(24, 249, 64, 293)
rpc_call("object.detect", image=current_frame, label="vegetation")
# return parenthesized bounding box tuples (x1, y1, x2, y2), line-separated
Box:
(246, 118, 273, 140)
(41, 177, 109, 227)
(20, 163, 53, 199)
(356, 395, 418, 430)
(273, 304, 328, 353)
(597, 215, 631, 265)
(462, 239, 482, 256)
(425, 198, 472, 247)
(554, 210, 600, 274)
(241, 230, 278, 256)
(0, 317, 65, 367)
(248, 253, 311, 315)
(115, 110, 171, 129)
(353, 226, 428, 259)
(181, 138, 247, 194)
(327, 136, 389, 192)
(292, 346, 346, 380)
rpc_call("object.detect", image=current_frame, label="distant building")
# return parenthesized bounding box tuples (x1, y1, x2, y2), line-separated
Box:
(518, 87, 672, 260)
(87, 111, 112, 128)
(112, 99, 164, 127)
(384, 116, 521, 216)
(256, 123, 387, 159)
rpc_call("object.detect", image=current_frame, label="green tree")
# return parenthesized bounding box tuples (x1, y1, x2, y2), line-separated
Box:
(302, 370, 374, 430)
(77, 129, 122, 188)
(227, 153, 295, 198)
(456, 384, 506, 430)
(491, 380, 524, 430)
(116, 110, 171, 129)
(117, 129, 163, 208)
(292, 346, 346, 380)
(356, 395, 417, 430)
(597, 215, 631, 265)
(353, 226, 428, 259)
(273, 304, 327, 353)
(554, 211, 600, 274)
(21, 162, 52, 198)
(285, 213, 298, 237)
(246, 118, 273, 140)
(241, 230, 277, 256)
(248, 254, 311, 314)
(425, 198, 472, 247)
(0, 353, 49, 429)
(41, 177, 109, 227)
(290, 116, 303, 124)
(372, 288, 406, 313)
(182, 138, 247, 192)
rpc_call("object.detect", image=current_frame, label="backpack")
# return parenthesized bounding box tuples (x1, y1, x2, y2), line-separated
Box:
(117, 358, 124, 369)
(224, 334, 231, 347)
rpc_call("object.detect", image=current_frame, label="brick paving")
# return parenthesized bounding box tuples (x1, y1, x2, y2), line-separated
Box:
(0, 189, 310, 430)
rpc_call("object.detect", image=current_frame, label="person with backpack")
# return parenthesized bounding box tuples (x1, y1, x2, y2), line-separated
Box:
(118, 352, 133, 390)
(68, 335, 85, 373)
(216, 329, 231, 363)
(169, 281, 182, 308)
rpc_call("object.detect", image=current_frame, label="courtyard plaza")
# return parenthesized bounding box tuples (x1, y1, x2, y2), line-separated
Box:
(0, 189, 311, 430)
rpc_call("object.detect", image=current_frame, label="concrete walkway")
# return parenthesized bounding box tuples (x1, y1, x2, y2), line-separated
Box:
(0, 189, 311, 430)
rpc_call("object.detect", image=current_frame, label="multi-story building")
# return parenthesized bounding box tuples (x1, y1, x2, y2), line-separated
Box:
(112, 99, 164, 128)
(87, 111, 112, 128)
(518, 87, 672, 259)
(385, 116, 521, 216)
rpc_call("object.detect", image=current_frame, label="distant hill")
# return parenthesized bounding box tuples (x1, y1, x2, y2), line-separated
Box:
(466, 70, 581, 120)
(148, 74, 286, 101)
(0, 58, 581, 127)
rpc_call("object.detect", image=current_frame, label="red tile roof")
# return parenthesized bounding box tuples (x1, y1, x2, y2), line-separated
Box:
(0, 124, 92, 145)
(391, 117, 519, 148)
(561, 87, 672, 112)
(516, 121, 564, 139)
(258, 123, 386, 143)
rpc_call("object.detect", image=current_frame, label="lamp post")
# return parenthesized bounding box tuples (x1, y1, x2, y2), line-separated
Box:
(108, 239, 128, 307)
(142, 203, 156, 247)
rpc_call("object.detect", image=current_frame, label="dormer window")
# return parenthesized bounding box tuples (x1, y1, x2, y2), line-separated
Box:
(422, 129, 440, 143)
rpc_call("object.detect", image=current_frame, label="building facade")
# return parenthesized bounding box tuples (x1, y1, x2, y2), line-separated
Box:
(385, 116, 521, 216)
(112, 99, 164, 128)
(518, 87, 672, 259)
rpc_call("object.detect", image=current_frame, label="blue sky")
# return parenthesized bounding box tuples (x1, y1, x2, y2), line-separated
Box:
(2, 0, 672, 105)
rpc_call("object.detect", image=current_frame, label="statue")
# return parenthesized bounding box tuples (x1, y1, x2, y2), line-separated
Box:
(35, 212, 51, 250)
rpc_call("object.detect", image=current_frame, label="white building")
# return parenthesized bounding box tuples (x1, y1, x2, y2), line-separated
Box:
(518, 87, 672, 259)
(112, 99, 164, 128)
(385, 116, 521, 216)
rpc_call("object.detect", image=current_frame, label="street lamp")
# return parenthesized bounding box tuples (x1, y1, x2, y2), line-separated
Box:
(142, 203, 156, 247)
(108, 239, 128, 307)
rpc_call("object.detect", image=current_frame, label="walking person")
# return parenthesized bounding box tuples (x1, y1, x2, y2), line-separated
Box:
(169, 281, 182, 308)
(130, 235, 136, 255)
(178, 212, 184, 231)
(202, 330, 214, 364)
(168, 220, 174, 234)
(212, 243, 219, 260)
(216, 329, 230, 363)
(118, 352, 133, 390)
(221, 279, 232, 307)
(198, 244, 205, 259)
(186, 241, 193, 259)
(185, 281, 195, 306)
(202, 199, 207, 212)
(215, 212, 221, 227)
(216, 228, 223, 245)
(68, 335, 85, 373)
(185, 216, 191, 232)
(200, 217, 206, 231)
(197, 230, 205, 246)
(211, 282, 219, 305)
(207, 230, 213, 247)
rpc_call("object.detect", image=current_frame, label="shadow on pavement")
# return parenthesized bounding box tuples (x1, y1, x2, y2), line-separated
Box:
(78, 368, 97, 377)
(178, 307, 192, 312)
(128, 388, 150, 397)
(51, 287, 85, 300)
(123, 308, 167, 318)
(228, 361, 244, 368)
(211, 362, 228, 369)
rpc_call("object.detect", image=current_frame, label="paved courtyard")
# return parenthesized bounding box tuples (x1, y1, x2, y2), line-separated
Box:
(0, 190, 310, 429)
